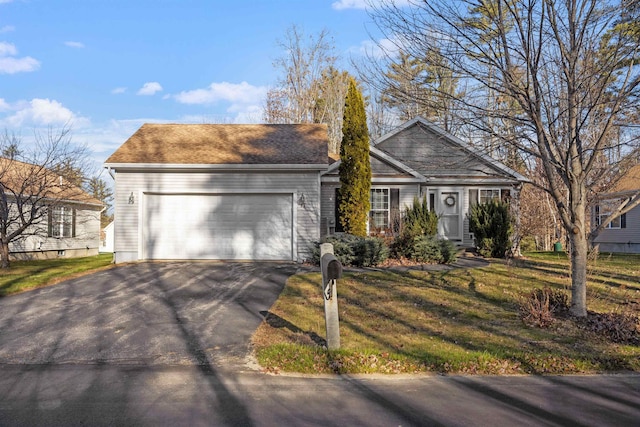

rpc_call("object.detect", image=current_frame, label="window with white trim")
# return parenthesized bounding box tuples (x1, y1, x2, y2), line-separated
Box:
(370, 188, 390, 229)
(479, 189, 501, 204)
(48, 206, 76, 238)
(595, 200, 626, 229)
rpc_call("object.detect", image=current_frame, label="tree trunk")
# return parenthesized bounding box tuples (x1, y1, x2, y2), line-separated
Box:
(569, 228, 588, 317)
(1, 240, 10, 269)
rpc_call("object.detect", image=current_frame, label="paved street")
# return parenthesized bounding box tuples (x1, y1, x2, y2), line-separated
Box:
(1, 365, 638, 426)
(0, 262, 639, 426)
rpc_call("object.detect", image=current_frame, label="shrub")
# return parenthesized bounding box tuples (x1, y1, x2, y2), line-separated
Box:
(392, 196, 439, 259)
(409, 235, 443, 263)
(353, 237, 389, 267)
(519, 287, 569, 328)
(402, 196, 438, 236)
(579, 312, 639, 344)
(311, 234, 389, 267)
(468, 200, 513, 258)
(438, 238, 458, 264)
(403, 235, 458, 264)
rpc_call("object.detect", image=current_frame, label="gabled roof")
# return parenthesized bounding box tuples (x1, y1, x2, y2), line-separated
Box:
(0, 157, 102, 206)
(322, 145, 427, 182)
(105, 123, 329, 167)
(373, 116, 528, 183)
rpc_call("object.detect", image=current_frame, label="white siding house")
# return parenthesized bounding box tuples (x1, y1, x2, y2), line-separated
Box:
(592, 165, 640, 253)
(100, 221, 114, 253)
(321, 117, 527, 245)
(1, 157, 103, 261)
(104, 124, 328, 263)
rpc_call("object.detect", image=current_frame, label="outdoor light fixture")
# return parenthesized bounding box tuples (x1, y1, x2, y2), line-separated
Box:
(128, 192, 135, 204)
(297, 193, 306, 208)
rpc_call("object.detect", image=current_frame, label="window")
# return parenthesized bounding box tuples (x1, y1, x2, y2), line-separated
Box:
(595, 201, 626, 230)
(370, 188, 389, 229)
(469, 188, 511, 205)
(479, 189, 501, 204)
(48, 206, 76, 238)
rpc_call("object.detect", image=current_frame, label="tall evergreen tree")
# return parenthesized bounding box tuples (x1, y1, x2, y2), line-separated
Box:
(338, 78, 371, 237)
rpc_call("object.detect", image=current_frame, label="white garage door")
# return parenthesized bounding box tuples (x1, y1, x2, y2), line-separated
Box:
(143, 193, 293, 260)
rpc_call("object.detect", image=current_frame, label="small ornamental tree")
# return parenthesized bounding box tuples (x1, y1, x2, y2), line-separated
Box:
(338, 78, 371, 237)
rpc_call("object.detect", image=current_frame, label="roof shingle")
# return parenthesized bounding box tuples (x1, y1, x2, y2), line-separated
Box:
(105, 123, 329, 165)
(0, 157, 102, 206)
(610, 164, 640, 193)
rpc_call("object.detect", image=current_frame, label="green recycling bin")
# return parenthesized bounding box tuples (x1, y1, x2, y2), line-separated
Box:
(554, 241, 562, 252)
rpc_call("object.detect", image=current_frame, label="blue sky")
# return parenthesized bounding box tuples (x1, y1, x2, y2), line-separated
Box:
(0, 0, 391, 168)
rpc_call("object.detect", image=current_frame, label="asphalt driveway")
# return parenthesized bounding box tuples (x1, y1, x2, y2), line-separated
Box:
(0, 262, 300, 370)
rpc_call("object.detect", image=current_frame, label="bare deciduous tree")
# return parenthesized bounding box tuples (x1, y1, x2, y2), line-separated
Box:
(264, 26, 353, 153)
(0, 126, 91, 268)
(368, 0, 640, 316)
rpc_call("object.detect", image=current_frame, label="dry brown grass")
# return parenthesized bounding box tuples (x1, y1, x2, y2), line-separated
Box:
(252, 252, 640, 375)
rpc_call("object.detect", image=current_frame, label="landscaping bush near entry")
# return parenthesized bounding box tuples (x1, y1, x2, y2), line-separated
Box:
(468, 200, 513, 258)
(313, 196, 459, 267)
(403, 235, 458, 264)
(312, 234, 389, 267)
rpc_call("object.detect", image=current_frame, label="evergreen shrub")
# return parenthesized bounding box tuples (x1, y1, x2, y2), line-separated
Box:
(311, 234, 389, 267)
(392, 196, 439, 259)
(468, 200, 513, 258)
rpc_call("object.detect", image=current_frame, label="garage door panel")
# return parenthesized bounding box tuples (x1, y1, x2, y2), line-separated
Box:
(144, 194, 293, 260)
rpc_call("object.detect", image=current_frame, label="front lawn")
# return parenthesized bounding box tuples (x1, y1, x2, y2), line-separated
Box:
(0, 254, 114, 297)
(252, 252, 640, 375)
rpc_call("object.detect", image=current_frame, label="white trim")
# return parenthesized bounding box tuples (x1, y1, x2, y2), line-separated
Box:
(370, 187, 391, 230)
(429, 187, 463, 240)
(104, 163, 328, 171)
(370, 147, 427, 181)
(321, 176, 423, 184)
(322, 146, 428, 182)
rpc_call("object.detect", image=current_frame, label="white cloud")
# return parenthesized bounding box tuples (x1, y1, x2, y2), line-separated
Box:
(1, 98, 89, 128)
(0, 41, 40, 74)
(0, 41, 16, 56)
(64, 41, 85, 48)
(174, 81, 266, 105)
(0, 98, 9, 111)
(0, 25, 15, 33)
(351, 37, 402, 59)
(111, 87, 127, 94)
(332, 0, 368, 10)
(332, 0, 412, 10)
(173, 81, 267, 123)
(137, 82, 163, 96)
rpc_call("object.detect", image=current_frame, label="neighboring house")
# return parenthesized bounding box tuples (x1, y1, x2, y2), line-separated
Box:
(321, 117, 527, 246)
(104, 124, 328, 263)
(1, 158, 103, 261)
(100, 221, 114, 253)
(592, 165, 640, 253)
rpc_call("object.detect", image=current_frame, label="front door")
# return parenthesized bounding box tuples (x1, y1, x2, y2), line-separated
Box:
(437, 191, 461, 240)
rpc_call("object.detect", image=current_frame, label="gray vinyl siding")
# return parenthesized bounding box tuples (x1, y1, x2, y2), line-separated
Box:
(113, 170, 321, 262)
(370, 156, 407, 175)
(593, 203, 640, 253)
(320, 182, 419, 238)
(8, 204, 101, 258)
(376, 123, 499, 178)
